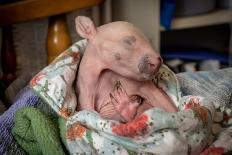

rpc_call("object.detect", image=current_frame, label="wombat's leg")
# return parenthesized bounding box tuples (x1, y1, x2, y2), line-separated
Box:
(110, 81, 142, 122)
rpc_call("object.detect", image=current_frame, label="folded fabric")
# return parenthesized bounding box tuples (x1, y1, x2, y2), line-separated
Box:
(11, 105, 215, 155)
(0, 86, 44, 155)
(29, 39, 232, 155)
(12, 107, 66, 155)
(177, 68, 232, 110)
(64, 102, 215, 155)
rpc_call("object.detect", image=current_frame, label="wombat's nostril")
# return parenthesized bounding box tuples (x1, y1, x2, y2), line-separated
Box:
(148, 63, 157, 74)
(158, 57, 163, 63)
(148, 63, 156, 71)
(138, 54, 162, 77)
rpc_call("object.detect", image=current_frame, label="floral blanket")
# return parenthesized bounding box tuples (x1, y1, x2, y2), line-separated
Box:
(30, 40, 232, 155)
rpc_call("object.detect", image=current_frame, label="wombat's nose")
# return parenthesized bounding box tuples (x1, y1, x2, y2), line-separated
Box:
(150, 56, 162, 70)
(158, 57, 163, 63)
(148, 63, 156, 72)
(149, 56, 162, 69)
(138, 55, 162, 77)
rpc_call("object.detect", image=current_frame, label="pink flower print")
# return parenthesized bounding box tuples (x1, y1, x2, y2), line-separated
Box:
(112, 114, 149, 137)
(200, 147, 224, 155)
(30, 72, 46, 87)
(184, 97, 201, 110)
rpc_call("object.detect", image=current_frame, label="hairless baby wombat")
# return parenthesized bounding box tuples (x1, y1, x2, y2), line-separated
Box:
(76, 16, 177, 122)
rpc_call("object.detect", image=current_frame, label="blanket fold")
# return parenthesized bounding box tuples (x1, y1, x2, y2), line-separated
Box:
(12, 107, 66, 155)
(25, 39, 232, 155)
(63, 103, 214, 155)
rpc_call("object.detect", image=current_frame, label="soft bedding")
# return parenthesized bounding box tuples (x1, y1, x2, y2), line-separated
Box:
(27, 40, 232, 154)
(0, 39, 232, 155)
(12, 102, 214, 155)
(12, 107, 65, 155)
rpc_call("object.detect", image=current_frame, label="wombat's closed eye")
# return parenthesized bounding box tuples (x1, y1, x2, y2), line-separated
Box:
(114, 52, 121, 60)
(122, 35, 136, 49)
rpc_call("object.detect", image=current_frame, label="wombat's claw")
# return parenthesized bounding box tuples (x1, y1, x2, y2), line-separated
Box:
(109, 93, 118, 103)
(114, 80, 127, 95)
(115, 80, 121, 90)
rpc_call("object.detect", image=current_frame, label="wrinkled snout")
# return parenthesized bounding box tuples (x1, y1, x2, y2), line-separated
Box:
(138, 54, 162, 79)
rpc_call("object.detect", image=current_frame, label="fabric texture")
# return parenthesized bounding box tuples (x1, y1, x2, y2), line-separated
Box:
(0, 86, 44, 155)
(63, 103, 215, 155)
(177, 68, 232, 154)
(0, 86, 53, 155)
(30, 39, 87, 118)
(177, 68, 232, 110)
(1, 38, 231, 154)
(28, 39, 232, 154)
(12, 107, 65, 155)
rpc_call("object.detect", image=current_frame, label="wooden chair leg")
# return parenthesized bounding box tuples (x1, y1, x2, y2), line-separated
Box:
(1, 26, 16, 86)
(46, 14, 72, 64)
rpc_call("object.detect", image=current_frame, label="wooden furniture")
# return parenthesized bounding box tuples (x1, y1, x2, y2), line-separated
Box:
(0, 0, 104, 85)
(46, 14, 72, 63)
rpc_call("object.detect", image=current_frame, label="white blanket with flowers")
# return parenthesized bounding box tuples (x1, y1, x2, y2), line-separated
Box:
(30, 40, 232, 155)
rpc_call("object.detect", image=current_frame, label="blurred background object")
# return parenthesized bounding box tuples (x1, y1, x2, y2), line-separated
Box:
(0, 99, 6, 114)
(160, 0, 232, 73)
(0, 0, 231, 112)
(112, 0, 232, 73)
(0, 0, 110, 109)
(174, 0, 216, 17)
(217, 0, 232, 9)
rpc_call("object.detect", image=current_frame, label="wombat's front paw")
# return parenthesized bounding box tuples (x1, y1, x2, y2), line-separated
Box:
(110, 81, 143, 122)
(110, 81, 131, 111)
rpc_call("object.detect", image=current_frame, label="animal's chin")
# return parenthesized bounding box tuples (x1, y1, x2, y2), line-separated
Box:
(137, 73, 154, 81)
(138, 61, 161, 80)
(141, 67, 160, 80)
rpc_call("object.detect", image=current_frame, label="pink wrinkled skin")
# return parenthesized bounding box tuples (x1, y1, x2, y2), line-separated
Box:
(76, 16, 177, 122)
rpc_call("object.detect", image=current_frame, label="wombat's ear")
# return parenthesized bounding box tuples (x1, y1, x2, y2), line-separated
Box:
(75, 16, 97, 39)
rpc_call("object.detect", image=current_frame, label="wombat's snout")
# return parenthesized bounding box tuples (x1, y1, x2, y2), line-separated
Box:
(147, 57, 162, 74)
(158, 57, 163, 63)
(138, 55, 162, 78)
